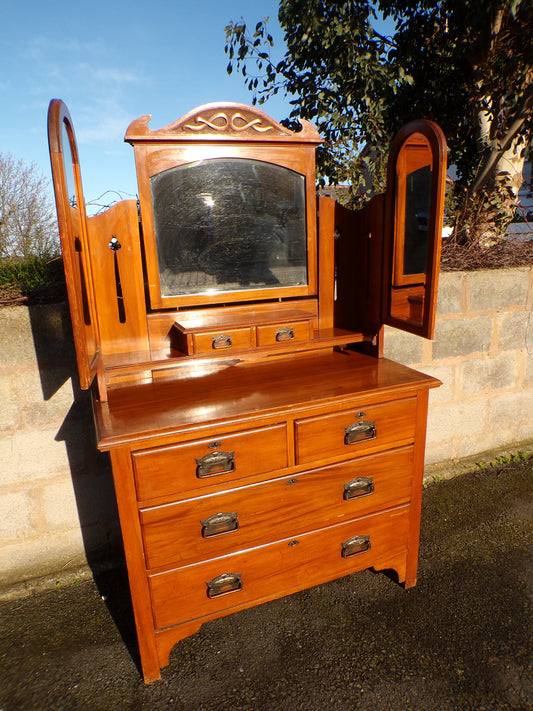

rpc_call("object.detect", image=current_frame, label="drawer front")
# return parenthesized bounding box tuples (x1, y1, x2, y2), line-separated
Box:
(256, 320, 312, 347)
(133, 424, 288, 502)
(193, 327, 253, 355)
(295, 397, 418, 465)
(149, 506, 410, 630)
(141, 446, 414, 570)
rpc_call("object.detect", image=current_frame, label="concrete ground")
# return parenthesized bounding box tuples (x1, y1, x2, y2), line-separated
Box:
(1, 459, 532, 711)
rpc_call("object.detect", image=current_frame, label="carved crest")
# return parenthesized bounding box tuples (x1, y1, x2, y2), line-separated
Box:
(125, 102, 322, 144)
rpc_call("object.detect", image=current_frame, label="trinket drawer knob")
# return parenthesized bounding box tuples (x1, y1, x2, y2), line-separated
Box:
(275, 327, 294, 342)
(212, 334, 232, 349)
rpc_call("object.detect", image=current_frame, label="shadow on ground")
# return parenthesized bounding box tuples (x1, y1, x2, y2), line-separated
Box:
(1, 459, 532, 711)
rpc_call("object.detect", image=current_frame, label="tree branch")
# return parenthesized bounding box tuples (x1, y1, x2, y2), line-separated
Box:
(471, 83, 533, 195)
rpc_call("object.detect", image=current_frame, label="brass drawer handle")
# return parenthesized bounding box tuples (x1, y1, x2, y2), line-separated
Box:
(343, 477, 374, 500)
(206, 572, 242, 598)
(212, 334, 232, 349)
(201, 511, 239, 538)
(344, 420, 376, 445)
(275, 327, 294, 342)
(196, 450, 235, 478)
(341, 535, 371, 558)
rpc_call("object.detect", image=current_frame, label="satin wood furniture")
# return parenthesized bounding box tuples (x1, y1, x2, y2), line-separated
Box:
(48, 100, 446, 683)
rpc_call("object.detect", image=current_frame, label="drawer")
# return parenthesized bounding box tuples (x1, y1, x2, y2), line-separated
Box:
(193, 327, 254, 355)
(141, 446, 414, 569)
(295, 397, 418, 465)
(133, 423, 288, 502)
(256, 319, 313, 347)
(148, 505, 410, 630)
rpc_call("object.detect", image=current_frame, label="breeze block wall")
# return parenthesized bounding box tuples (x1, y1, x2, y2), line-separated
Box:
(1, 267, 532, 591)
(384, 267, 533, 464)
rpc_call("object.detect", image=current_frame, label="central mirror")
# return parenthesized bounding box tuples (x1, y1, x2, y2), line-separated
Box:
(150, 158, 308, 298)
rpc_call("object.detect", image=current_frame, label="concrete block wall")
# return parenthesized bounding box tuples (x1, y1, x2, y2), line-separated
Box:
(0, 304, 120, 590)
(1, 267, 532, 589)
(384, 267, 533, 464)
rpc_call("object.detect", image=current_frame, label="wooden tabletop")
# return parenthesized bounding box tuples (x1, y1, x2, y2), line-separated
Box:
(94, 350, 439, 450)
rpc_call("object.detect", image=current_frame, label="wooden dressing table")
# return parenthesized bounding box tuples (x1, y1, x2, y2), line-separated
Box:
(48, 100, 446, 682)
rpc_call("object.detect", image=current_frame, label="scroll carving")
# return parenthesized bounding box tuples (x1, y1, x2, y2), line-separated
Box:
(184, 111, 277, 135)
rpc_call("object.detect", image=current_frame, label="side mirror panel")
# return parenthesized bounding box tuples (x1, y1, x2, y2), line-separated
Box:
(384, 120, 447, 339)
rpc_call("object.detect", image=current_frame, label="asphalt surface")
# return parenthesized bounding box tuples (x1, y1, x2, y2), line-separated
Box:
(1, 459, 532, 711)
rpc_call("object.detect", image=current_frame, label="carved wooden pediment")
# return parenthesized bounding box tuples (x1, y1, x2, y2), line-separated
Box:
(125, 102, 322, 144)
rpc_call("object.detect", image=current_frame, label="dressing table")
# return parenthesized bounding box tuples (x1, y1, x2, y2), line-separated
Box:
(48, 100, 446, 682)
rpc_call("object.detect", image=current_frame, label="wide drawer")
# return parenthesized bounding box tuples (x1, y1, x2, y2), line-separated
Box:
(294, 396, 418, 465)
(149, 505, 410, 630)
(133, 423, 288, 502)
(141, 446, 414, 570)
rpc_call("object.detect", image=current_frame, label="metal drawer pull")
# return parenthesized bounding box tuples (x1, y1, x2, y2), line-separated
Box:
(212, 334, 232, 349)
(201, 511, 239, 538)
(196, 450, 235, 478)
(275, 327, 294, 342)
(342, 535, 371, 558)
(343, 477, 374, 500)
(206, 572, 242, 598)
(344, 420, 376, 445)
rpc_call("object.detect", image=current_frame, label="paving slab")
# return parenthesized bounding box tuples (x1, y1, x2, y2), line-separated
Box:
(0, 460, 532, 711)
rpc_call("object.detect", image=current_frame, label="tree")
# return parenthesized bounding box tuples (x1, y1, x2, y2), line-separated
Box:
(225, 0, 533, 244)
(0, 153, 59, 259)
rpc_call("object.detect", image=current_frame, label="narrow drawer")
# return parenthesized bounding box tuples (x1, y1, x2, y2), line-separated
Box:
(133, 423, 288, 502)
(148, 506, 410, 630)
(295, 397, 418, 465)
(193, 327, 254, 355)
(141, 446, 414, 570)
(256, 319, 313, 347)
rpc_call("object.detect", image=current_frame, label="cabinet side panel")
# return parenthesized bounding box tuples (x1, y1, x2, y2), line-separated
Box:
(87, 200, 149, 355)
(108, 448, 161, 682)
(404, 388, 430, 588)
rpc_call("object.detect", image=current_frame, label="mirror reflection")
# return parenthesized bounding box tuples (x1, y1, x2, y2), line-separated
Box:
(391, 132, 433, 326)
(61, 120, 78, 209)
(151, 158, 308, 297)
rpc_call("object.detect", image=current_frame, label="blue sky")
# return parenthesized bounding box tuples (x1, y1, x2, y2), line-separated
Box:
(1, 0, 291, 208)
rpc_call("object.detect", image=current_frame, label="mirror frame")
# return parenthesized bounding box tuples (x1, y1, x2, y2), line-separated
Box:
(383, 119, 447, 339)
(48, 99, 101, 388)
(125, 103, 322, 310)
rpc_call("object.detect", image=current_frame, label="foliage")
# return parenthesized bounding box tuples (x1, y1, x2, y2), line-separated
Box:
(225, 1, 533, 241)
(0, 152, 59, 259)
(0, 255, 66, 305)
(226, 1, 404, 204)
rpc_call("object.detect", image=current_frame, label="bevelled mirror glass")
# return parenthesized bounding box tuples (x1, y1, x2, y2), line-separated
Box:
(386, 121, 447, 339)
(150, 158, 308, 297)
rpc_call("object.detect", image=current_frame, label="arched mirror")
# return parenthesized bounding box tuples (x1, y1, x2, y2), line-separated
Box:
(48, 100, 100, 388)
(384, 120, 447, 339)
